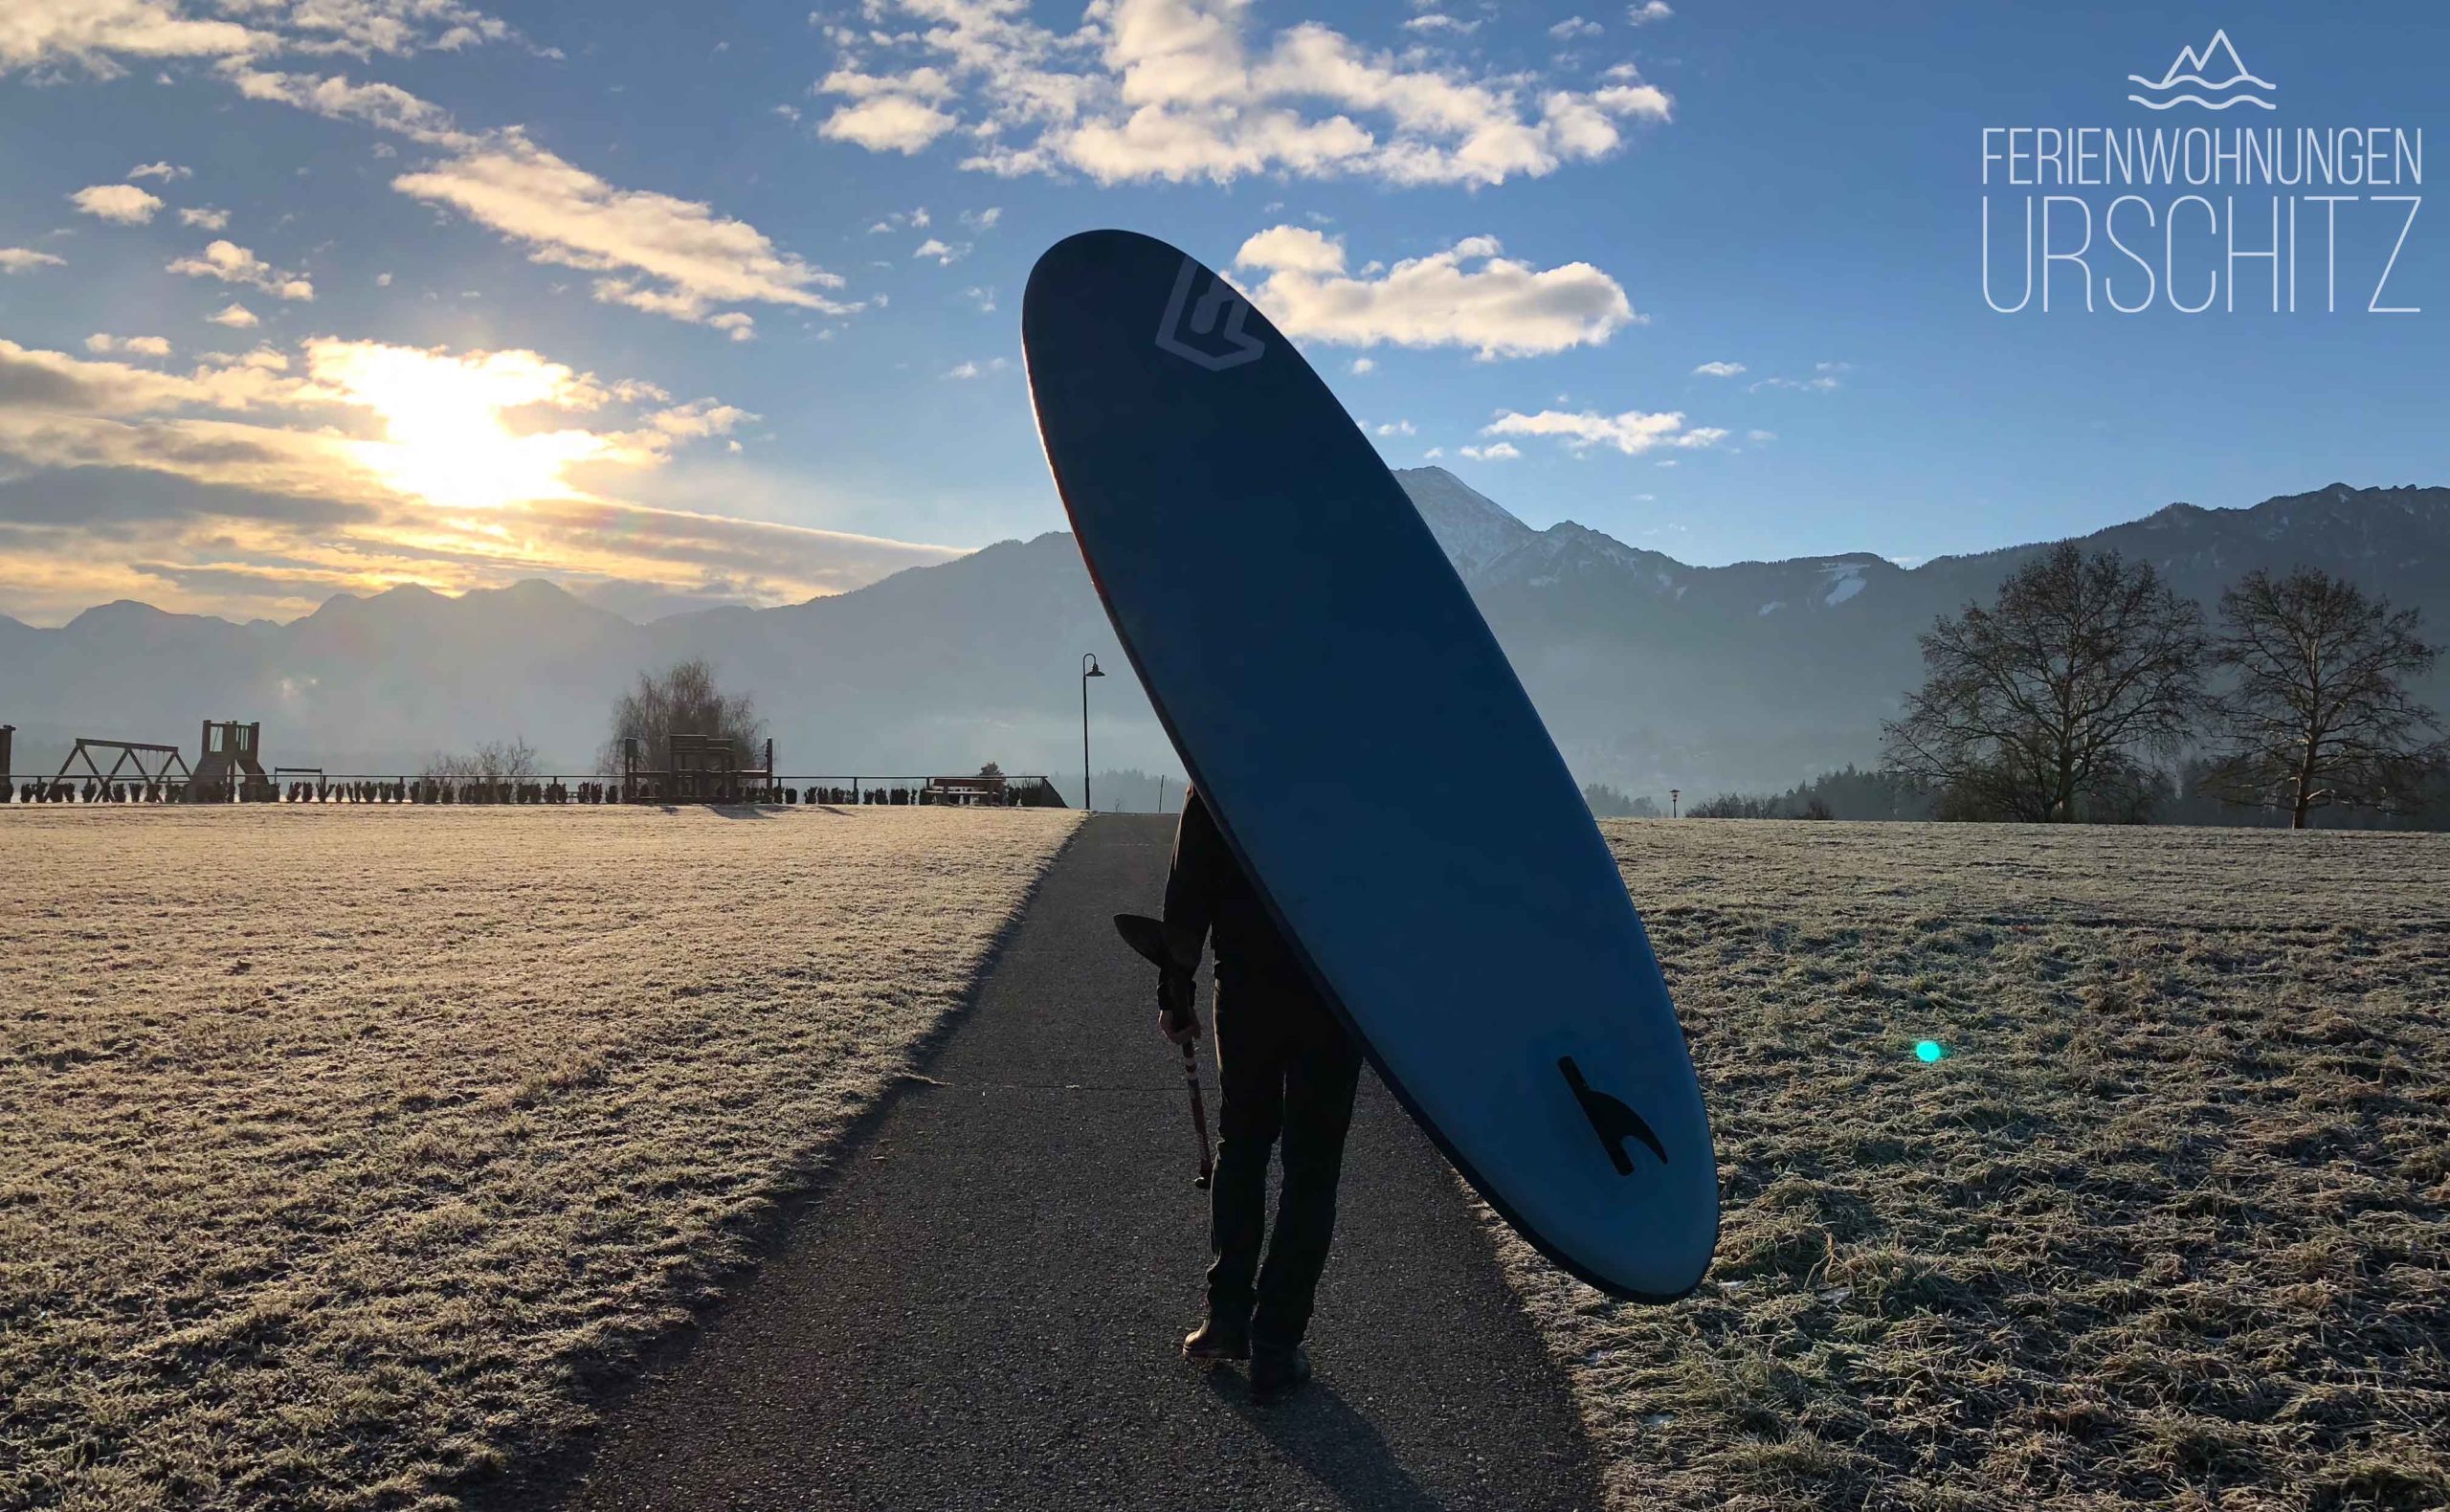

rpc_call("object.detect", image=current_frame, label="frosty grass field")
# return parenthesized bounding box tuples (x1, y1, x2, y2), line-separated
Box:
(1, 806, 1078, 1511)
(4, 809, 2445, 1512)
(1500, 819, 2450, 1512)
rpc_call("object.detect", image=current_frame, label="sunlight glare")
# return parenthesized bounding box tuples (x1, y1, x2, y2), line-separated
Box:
(311, 342, 625, 512)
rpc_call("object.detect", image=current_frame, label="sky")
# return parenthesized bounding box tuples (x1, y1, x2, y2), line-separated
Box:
(0, 0, 2441, 626)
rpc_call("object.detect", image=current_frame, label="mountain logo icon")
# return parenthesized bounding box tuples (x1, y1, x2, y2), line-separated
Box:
(2127, 30, 2275, 111)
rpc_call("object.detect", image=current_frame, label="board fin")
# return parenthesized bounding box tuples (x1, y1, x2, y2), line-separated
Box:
(1558, 1056, 1669, 1174)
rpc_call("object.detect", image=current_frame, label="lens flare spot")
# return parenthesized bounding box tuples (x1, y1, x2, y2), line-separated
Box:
(1915, 1039, 1948, 1063)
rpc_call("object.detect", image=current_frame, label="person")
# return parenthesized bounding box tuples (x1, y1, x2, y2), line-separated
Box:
(1149, 785, 1364, 1405)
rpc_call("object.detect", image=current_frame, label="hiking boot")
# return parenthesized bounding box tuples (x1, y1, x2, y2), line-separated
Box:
(1182, 1317, 1250, 1362)
(1249, 1345, 1311, 1406)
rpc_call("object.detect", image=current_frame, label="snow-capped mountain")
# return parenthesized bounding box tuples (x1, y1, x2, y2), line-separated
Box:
(1401, 466, 1537, 576)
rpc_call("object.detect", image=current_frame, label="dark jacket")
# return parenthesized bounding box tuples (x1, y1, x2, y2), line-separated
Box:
(1162, 789, 1299, 978)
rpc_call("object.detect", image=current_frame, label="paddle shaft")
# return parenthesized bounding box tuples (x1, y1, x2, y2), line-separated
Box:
(1180, 1040, 1214, 1189)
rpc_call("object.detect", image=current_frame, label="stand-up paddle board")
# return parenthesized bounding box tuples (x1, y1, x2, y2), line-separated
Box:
(1024, 230, 1717, 1301)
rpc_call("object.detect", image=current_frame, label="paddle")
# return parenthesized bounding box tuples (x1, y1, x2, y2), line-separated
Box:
(1114, 913, 1214, 1190)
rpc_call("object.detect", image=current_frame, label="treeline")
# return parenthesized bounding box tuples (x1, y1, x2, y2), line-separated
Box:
(1677, 761, 2450, 830)
(1668, 549, 2448, 831)
(1088, 768, 1187, 812)
(1684, 767, 1935, 822)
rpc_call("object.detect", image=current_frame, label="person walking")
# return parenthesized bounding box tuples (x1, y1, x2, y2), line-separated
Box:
(1147, 786, 1364, 1405)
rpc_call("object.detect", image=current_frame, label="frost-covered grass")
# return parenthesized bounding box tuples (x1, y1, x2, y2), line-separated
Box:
(0, 805, 1078, 1512)
(1495, 820, 2450, 1512)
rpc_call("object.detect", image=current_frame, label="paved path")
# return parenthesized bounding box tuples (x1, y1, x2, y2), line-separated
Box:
(516, 813, 1608, 1511)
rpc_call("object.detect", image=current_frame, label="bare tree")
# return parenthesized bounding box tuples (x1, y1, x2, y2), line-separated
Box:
(1882, 545, 2206, 822)
(602, 658, 765, 774)
(420, 738, 540, 784)
(2200, 567, 2443, 828)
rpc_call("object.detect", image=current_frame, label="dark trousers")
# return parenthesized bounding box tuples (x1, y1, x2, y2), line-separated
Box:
(1205, 955, 1364, 1352)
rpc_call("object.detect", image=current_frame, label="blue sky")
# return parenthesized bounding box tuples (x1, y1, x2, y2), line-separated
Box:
(0, 0, 2440, 624)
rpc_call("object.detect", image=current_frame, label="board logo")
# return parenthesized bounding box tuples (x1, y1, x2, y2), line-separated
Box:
(1558, 1056, 1668, 1175)
(1154, 257, 1266, 371)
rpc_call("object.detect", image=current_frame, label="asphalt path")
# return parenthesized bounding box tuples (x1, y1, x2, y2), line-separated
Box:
(509, 812, 1609, 1511)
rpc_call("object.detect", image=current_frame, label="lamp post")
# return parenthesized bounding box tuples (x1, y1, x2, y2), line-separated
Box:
(1080, 652, 1105, 812)
(1670, 789, 1681, 819)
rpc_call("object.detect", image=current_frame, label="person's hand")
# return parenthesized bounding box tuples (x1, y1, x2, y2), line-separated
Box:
(1157, 967, 1199, 1044)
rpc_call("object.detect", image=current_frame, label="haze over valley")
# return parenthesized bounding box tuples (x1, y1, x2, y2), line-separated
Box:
(6, 473, 2443, 798)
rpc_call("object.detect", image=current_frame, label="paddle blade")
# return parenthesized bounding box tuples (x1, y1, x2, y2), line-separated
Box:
(1113, 913, 1192, 969)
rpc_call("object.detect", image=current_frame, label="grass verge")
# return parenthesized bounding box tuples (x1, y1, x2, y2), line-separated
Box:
(1, 806, 1079, 1511)
(1493, 820, 2449, 1512)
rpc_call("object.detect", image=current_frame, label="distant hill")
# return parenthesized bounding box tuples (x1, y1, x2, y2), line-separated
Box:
(5, 476, 2444, 797)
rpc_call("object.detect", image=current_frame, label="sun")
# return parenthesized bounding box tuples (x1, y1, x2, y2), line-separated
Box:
(307, 341, 627, 513)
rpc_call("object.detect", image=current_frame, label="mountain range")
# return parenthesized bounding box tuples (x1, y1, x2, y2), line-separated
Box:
(4, 474, 2444, 799)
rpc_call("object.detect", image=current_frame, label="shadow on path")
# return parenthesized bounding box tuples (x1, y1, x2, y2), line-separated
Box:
(478, 813, 1609, 1512)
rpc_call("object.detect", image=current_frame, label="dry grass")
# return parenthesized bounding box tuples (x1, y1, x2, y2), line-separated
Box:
(0, 805, 1078, 1512)
(1492, 820, 2450, 1512)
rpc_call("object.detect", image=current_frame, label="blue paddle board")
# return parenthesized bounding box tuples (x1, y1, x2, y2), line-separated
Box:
(1024, 230, 1717, 1301)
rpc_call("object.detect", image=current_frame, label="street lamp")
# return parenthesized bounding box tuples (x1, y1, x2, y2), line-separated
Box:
(1080, 652, 1105, 812)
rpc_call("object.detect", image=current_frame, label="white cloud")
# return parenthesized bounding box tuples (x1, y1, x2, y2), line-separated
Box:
(1691, 360, 1745, 377)
(0, 1, 267, 75)
(85, 333, 174, 357)
(1236, 224, 1346, 276)
(962, 285, 997, 312)
(224, 67, 471, 143)
(1747, 429, 1775, 442)
(207, 302, 260, 326)
(913, 237, 968, 264)
(1348, 357, 1376, 374)
(821, 94, 958, 153)
(1751, 372, 1841, 392)
(707, 312, 757, 343)
(214, 69, 853, 339)
(375, 271, 392, 285)
(815, 0, 1672, 188)
(1422, 446, 1444, 458)
(178, 205, 231, 230)
(1234, 228, 1635, 359)
(391, 135, 858, 328)
(961, 206, 1001, 230)
(1, 0, 521, 78)
(1483, 408, 1728, 456)
(127, 160, 189, 180)
(0, 337, 297, 417)
(945, 357, 1011, 379)
(1549, 16, 1603, 39)
(0, 248, 67, 274)
(1373, 419, 1414, 435)
(71, 183, 166, 224)
(167, 239, 314, 300)
(1403, 14, 1480, 33)
(1458, 442, 1519, 460)
(1627, 1, 1673, 24)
